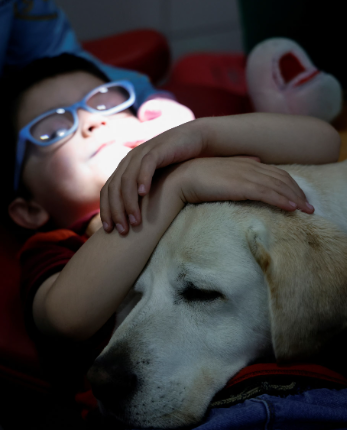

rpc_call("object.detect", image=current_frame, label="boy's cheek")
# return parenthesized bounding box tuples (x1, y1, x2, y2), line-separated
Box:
(138, 98, 195, 125)
(137, 99, 164, 122)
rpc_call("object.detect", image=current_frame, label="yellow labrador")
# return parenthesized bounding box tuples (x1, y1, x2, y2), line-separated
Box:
(88, 160, 347, 428)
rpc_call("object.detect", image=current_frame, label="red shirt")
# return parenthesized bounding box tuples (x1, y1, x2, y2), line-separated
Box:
(19, 211, 99, 337)
(19, 211, 114, 418)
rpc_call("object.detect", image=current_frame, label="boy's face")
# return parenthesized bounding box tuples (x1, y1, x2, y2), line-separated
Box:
(15, 71, 146, 227)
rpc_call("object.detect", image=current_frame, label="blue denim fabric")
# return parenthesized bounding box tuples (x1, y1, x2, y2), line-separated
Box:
(193, 388, 347, 430)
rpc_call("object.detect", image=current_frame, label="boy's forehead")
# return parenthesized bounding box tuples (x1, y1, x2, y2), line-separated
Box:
(16, 71, 106, 130)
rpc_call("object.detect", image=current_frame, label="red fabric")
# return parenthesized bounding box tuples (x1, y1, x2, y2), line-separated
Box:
(15, 211, 115, 419)
(0, 222, 46, 382)
(82, 29, 170, 84)
(162, 83, 253, 119)
(19, 229, 86, 334)
(75, 388, 99, 419)
(19, 211, 99, 336)
(225, 362, 347, 390)
(162, 53, 253, 118)
(167, 53, 248, 96)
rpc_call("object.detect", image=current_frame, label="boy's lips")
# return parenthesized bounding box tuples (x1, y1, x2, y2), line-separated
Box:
(91, 140, 145, 157)
(92, 140, 116, 157)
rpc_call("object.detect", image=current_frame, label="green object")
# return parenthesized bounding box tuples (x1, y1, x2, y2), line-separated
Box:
(238, 0, 306, 54)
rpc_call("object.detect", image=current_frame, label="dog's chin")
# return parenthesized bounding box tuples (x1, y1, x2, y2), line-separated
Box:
(98, 400, 204, 430)
(98, 402, 132, 427)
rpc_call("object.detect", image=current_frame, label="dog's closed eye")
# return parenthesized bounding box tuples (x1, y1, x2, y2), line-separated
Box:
(180, 282, 224, 303)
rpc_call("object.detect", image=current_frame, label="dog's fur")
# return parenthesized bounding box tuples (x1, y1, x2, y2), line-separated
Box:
(88, 160, 347, 428)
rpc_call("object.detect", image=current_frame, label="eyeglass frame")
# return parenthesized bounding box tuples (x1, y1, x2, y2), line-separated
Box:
(14, 80, 136, 191)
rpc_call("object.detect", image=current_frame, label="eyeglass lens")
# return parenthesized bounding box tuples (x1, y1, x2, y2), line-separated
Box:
(87, 85, 130, 111)
(30, 84, 131, 144)
(30, 109, 74, 144)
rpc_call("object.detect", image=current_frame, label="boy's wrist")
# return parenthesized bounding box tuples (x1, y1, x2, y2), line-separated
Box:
(164, 159, 198, 205)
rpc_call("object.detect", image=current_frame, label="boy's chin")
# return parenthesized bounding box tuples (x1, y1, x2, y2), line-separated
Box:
(91, 145, 131, 177)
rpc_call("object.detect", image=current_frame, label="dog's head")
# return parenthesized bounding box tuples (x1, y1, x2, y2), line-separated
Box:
(88, 202, 347, 428)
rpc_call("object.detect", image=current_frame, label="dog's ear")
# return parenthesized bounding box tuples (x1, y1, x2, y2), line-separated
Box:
(246, 211, 347, 362)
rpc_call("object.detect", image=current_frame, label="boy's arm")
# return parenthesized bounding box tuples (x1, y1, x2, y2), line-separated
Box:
(199, 113, 341, 164)
(100, 113, 340, 231)
(33, 157, 308, 340)
(33, 167, 184, 341)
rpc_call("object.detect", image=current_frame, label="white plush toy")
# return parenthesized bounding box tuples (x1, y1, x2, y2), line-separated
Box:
(246, 38, 343, 122)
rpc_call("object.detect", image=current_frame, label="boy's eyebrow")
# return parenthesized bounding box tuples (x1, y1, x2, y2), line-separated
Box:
(28, 83, 109, 120)
(22, 97, 80, 127)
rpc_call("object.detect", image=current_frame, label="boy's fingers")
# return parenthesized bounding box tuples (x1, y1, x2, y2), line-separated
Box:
(260, 164, 307, 201)
(243, 180, 297, 211)
(119, 154, 149, 222)
(255, 164, 307, 205)
(270, 193, 314, 214)
(137, 152, 158, 196)
(238, 160, 302, 199)
(120, 173, 142, 226)
(250, 174, 313, 213)
(99, 182, 114, 232)
(262, 190, 299, 212)
(107, 186, 129, 235)
(274, 176, 312, 212)
(277, 170, 307, 201)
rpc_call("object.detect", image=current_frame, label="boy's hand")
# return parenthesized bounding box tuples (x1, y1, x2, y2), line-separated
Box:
(100, 118, 263, 233)
(100, 156, 313, 234)
(100, 121, 205, 232)
(177, 157, 313, 211)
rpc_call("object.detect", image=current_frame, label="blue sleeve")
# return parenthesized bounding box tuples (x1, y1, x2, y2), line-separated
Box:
(75, 51, 173, 111)
(3, 0, 170, 109)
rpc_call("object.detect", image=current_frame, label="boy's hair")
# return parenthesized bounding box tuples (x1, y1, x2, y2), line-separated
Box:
(0, 53, 109, 231)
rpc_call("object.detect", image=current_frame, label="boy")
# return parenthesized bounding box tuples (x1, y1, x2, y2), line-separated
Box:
(1, 51, 341, 423)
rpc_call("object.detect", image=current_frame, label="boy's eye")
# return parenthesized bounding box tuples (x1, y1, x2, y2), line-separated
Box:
(31, 111, 74, 143)
(49, 128, 70, 140)
(87, 86, 130, 111)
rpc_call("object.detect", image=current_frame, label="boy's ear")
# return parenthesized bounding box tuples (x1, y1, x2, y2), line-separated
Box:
(8, 197, 50, 229)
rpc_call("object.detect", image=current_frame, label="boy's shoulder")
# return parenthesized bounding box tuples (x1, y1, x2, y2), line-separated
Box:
(20, 209, 100, 254)
(19, 210, 100, 324)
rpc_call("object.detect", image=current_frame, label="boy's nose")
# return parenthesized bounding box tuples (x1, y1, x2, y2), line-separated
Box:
(79, 110, 108, 137)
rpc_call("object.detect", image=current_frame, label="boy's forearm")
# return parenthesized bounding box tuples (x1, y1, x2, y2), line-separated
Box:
(199, 113, 341, 164)
(35, 168, 185, 340)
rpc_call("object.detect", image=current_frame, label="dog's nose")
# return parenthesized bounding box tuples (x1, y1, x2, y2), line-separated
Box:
(87, 354, 138, 406)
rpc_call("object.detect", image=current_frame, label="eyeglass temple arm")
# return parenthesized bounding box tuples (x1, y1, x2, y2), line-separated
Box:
(14, 137, 26, 192)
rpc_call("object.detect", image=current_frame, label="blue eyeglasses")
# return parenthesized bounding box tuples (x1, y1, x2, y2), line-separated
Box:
(14, 80, 135, 191)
